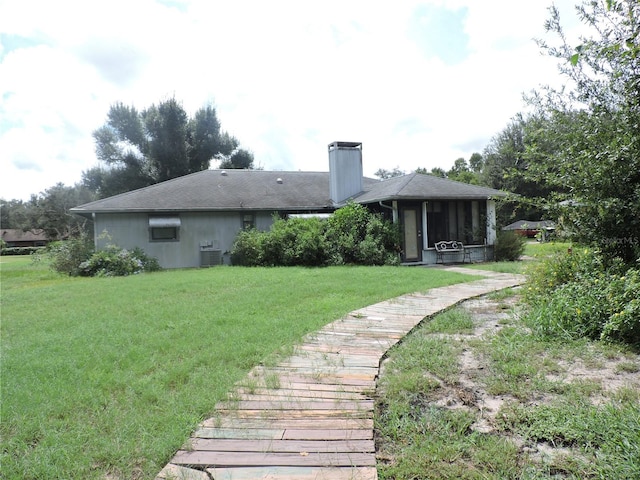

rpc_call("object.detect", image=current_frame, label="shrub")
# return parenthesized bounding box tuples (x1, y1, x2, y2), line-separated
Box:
(494, 230, 526, 261)
(324, 203, 400, 266)
(78, 245, 162, 277)
(0, 246, 46, 256)
(39, 234, 94, 276)
(130, 247, 162, 272)
(526, 276, 610, 341)
(524, 248, 624, 302)
(230, 205, 400, 267)
(601, 269, 640, 345)
(230, 228, 266, 266)
(524, 248, 640, 347)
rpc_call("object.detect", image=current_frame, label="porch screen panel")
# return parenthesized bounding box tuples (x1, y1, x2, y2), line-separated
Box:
(427, 200, 485, 246)
(426, 201, 448, 248)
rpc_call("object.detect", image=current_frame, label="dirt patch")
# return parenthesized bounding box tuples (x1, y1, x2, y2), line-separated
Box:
(388, 291, 640, 466)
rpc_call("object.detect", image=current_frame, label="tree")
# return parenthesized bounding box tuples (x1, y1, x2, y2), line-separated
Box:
(0, 198, 29, 229)
(374, 167, 405, 180)
(415, 166, 447, 178)
(446, 157, 482, 184)
(2, 184, 96, 240)
(482, 114, 556, 225)
(86, 97, 254, 197)
(219, 147, 256, 169)
(526, 0, 640, 263)
(469, 152, 484, 173)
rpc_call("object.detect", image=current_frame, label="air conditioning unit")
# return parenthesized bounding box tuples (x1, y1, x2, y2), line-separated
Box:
(200, 248, 222, 267)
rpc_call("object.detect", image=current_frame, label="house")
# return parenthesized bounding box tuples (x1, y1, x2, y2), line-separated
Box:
(71, 142, 508, 268)
(1, 229, 49, 248)
(502, 220, 555, 239)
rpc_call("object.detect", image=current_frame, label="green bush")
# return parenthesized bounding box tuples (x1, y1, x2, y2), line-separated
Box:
(526, 276, 610, 340)
(78, 245, 162, 277)
(38, 234, 94, 276)
(230, 228, 266, 266)
(0, 246, 46, 256)
(324, 203, 400, 266)
(229, 204, 400, 267)
(601, 269, 640, 345)
(494, 230, 526, 261)
(261, 216, 328, 266)
(524, 248, 624, 302)
(524, 248, 640, 347)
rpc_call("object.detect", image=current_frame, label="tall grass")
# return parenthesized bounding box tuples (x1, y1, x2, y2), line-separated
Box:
(1, 257, 475, 480)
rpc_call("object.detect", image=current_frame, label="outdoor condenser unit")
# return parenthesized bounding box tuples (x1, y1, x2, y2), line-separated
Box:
(200, 241, 222, 267)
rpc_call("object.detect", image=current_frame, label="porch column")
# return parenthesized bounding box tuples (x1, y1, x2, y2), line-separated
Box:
(422, 201, 428, 250)
(486, 199, 496, 245)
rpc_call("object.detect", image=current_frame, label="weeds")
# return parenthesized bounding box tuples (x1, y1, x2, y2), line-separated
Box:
(422, 308, 474, 335)
(376, 292, 639, 479)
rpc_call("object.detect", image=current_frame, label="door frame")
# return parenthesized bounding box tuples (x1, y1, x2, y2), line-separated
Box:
(399, 203, 423, 262)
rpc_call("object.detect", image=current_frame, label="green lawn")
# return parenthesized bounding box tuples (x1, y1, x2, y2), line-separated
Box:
(1, 257, 477, 480)
(523, 241, 572, 258)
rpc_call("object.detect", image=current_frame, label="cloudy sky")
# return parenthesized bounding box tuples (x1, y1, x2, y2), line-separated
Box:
(0, 0, 583, 201)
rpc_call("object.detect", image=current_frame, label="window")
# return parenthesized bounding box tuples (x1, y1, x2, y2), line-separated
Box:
(149, 216, 180, 242)
(426, 201, 486, 247)
(151, 227, 179, 241)
(242, 213, 255, 230)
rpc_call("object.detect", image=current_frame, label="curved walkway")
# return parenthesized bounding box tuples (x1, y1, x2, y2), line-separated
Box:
(156, 268, 525, 480)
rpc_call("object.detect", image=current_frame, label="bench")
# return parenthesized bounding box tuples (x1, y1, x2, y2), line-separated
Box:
(435, 241, 471, 264)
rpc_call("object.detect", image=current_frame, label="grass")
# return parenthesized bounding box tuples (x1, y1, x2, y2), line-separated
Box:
(376, 292, 640, 479)
(523, 241, 572, 258)
(422, 307, 474, 335)
(464, 241, 573, 275)
(465, 261, 525, 274)
(0, 256, 477, 480)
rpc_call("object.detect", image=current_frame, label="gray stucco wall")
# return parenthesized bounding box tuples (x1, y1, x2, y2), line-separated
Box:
(94, 211, 275, 269)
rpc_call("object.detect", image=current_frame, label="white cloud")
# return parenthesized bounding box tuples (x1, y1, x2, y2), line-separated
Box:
(1, 0, 583, 200)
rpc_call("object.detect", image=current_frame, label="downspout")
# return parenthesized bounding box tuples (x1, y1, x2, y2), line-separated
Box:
(378, 200, 393, 213)
(379, 200, 397, 222)
(92, 212, 98, 250)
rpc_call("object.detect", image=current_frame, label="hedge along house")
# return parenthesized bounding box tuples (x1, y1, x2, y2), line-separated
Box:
(71, 142, 507, 268)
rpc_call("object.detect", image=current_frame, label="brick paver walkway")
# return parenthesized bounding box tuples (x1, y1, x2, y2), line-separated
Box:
(156, 268, 525, 480)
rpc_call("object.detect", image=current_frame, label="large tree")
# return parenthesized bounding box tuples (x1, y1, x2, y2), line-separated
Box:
(86, 97, 254, 197)
(526, 0, 640, 262)
(481, 114, 555, 224)
(1, 183, 96, 240)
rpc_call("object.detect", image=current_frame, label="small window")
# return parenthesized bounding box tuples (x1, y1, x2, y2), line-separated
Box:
(151, 227, 179, 241)
(242, 213, 255, 230)
(149, 216, 180, 242)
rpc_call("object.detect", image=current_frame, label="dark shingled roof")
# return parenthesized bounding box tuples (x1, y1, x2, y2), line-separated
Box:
(1, 229, 48, 242)
(71, 169, 507, 215)
(355, 172, 506, 203)
(502, 220, 555, 230)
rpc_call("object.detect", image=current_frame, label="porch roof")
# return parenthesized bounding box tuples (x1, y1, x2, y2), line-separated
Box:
(356, 172, 507, 203)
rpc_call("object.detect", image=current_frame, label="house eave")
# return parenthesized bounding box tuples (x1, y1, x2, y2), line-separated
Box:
(356, 194, 504, 204)
(70, 205, 336, 216)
